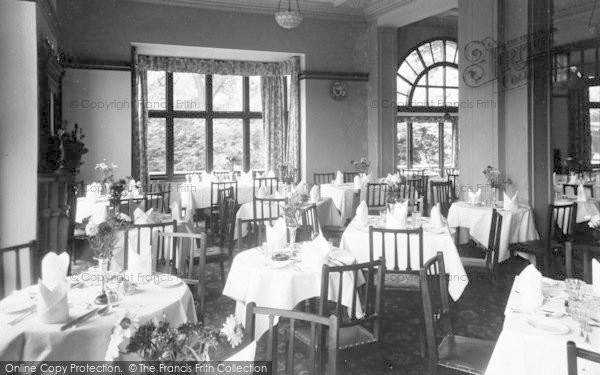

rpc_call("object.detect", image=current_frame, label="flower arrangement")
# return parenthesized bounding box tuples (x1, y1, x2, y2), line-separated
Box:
(57, 122, 88, 175)
(279, 164, 298, 185)
(95, 160, 118, 186)
(105, 313, 244, 362)
(385, 174, 406, 203)
(283, 190, 309, 227)
(482, 166, 512, 189)
(225, 155, 240, 172)
(108, 179, 127, 207)
(85, 213, 130, 260)
(350, 157, 371, 174)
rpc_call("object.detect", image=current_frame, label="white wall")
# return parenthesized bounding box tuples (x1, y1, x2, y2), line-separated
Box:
(62, 69, 132, 184)
(0, 0, 38, 289)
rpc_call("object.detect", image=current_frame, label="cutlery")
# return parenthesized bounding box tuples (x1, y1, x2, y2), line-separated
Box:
(9, 306, 36, 326)
(60, 308, 99, 331)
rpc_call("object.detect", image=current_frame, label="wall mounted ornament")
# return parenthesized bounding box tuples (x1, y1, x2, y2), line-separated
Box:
(329, 81, 348, 100)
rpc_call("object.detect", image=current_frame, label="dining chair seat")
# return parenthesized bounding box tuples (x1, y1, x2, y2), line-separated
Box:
(293, 320, 377, 350)
(382, 272, 420, 290)
(194, 246, 228, 261)
(437, 335, 495, 374)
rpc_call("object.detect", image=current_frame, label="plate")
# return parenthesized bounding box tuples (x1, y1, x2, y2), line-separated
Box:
(271, 253, 291, 262)
(0, 295, 35, 314)
(424, 225, 446, 234)
(528, 318, 570, 334)
(158, 278, 182, 288)
(265, 259, 292, 269)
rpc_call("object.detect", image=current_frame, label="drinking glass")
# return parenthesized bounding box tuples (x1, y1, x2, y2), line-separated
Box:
(565, 278, 584, 301)
(412, 212, 422, 228)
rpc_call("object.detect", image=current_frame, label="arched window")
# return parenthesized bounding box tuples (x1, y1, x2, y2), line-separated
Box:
(395, 39, 459, 171)
(397, 39, 458, 107)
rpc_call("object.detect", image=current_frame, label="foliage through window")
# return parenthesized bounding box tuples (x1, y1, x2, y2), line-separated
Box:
(591, 85, 600, 166)
(146, 72, 265, 178)
(396, 39, 459, 171)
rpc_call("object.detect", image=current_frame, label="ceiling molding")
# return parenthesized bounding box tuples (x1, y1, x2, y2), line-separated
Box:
(126, 0, 367, 22)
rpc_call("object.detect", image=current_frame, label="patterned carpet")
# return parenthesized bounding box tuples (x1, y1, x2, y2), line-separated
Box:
(73, 229, 586, 374)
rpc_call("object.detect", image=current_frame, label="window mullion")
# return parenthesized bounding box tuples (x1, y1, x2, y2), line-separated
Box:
(407, 122, 413, 169)
(166, 73, 174, 179)
(439, 122, 444, 172)
(243, 77, 250, 171)
(206, 75, 214, 171)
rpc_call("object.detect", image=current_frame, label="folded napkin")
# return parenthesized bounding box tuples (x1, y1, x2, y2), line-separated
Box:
(272, 190, 285, 199)
(191, 173, 201, 184)
(310, 185, 320, 202)
(256, 185, 268, 199)
(334, 171, 344, 186)
(296, 182, 308, 195)
(516, 264, 544, 310)
(133, 207, 148, 224)
(387, 200, 408, 229)
(577, 184, 588, 202)
(354, 201, 369, 227)
(170, 201, 182, 222)
(38, 252, 70, 323)
(569, 173, 579, 185)
(239, 171, 253, 185)
(127, 244, 153, 277)
(594, 259, 600, 296)
(301, 234, 331, 269)
(361, 173, 370, 185)
(468, 188, 482, 205)
(430, 203, 444, 228)
(267, 169, 276, 178)
(266, 218, 287, 251)
(353, 175, 362, 189)
(503, 191, 519, 211)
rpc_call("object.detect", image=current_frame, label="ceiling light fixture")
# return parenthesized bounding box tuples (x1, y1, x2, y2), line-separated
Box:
(275, 0, 303, 29)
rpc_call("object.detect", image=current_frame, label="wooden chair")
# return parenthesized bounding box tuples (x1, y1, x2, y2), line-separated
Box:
(400, 168, 425, 180)
(460, 209, 503, 276)
(399, 179, 424, 215)
(0, 241, 37, 299)
(208, 182, 238, 232)
(563, 183, 593, 198)
(122, 220, 177, 271)
(252, 169, 266, 179)
(118, 197, 145, 219)
(421, 252, 495, 375)
(430, 181, 454, 217)
(343, 171, 360, 183)
(245, 303, 339, 375)
(298, 203, 320, 241)
(236, 217, 278, 252)
(369, 227, 424, 292)
(313, 173, 335, 185)
(509, 203, 577, 276)
(253, 197, 286, 221)
(567, 341, 600, 375)
(145, 190, 170, 213)
(407, 174, 429, 211)
(156, 231, 207, 312)
(366, 183, 390, 213)
(201, 197, 238, 281)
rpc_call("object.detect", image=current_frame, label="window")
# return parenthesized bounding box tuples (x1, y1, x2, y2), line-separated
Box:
(590, 85, 600, 166)
(396, 39, 459, 170)
(146, 72, 265, 179)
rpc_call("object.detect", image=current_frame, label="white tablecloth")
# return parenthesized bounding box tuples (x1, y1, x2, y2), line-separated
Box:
(320, 183, 360, 225)
(0, 275, 196, 360)
(447, 202, 540, 262)
(340, 216, 468, 301)
(223, 248, 362, 339)
(233, 198, 341, 239)
(178, 183, 254, 220)
(486, 278, 600, 375)
(75, 197, 109, 223)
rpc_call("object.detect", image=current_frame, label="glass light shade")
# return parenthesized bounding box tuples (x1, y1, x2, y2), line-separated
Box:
(275, 10, 303, 29)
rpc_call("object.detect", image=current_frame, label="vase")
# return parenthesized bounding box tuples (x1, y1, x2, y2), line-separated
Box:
(95, 257, 109, 305)
(288, 225, 297, 248)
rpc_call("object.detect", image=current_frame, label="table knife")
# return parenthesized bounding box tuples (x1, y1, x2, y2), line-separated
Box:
(60, 308, 99, 331)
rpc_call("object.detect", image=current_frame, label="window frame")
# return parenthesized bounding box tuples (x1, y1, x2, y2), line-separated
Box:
(396, 38, 459, 172)
(589, 82, 600, 168)
(147, 72, 262, 180)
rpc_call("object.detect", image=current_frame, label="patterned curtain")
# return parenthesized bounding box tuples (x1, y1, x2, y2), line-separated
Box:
(131, 48, 149, 188)
(568, 86, 591, 170)
(285, 57, 300, 173)
(261, 76, 286, 171)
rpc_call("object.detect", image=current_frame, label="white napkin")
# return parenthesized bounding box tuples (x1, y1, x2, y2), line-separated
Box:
(170, 201, 182, 222)
(468, 188, 482, 205)
(430, 203, 444, 228)
(310, 185, 320, 202)
(38, 252, 70, 324)
(301, 234, 331, 269)
(191, 173, 201, 185)
(127, 244, 153, 277)
(272, 190, 284, 199)
(594, 259, 600, 296)
(256, 185, 268, 199)
(387, 201, 408, 229)
(334, 171, 344, 186)
(354, 201, 369, 227)
(569, 173, 579, 184)
(295, 181, 307, 195)
(362, 173, 370, 185)
(267, 169, 276, 178)
(266, 218, 287, 250)
(503, 191, 519, 211)
(353, 175, 362, 189)
(577, 184, 588, 202)
(516, 264, 544, 310)
(134, 207, 148, 224)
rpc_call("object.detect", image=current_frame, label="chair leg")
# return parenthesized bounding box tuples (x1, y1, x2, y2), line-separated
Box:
(565, 241, 573, 278)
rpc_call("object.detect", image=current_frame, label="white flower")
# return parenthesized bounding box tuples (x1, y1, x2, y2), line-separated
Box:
(588, 214, 600, 229)
(104, 331, 124, 361)
(221, 314, 243, 348)
(116, 311, 139, 338)
(117, 213, 131, 222)
(85, 220, 99, 236)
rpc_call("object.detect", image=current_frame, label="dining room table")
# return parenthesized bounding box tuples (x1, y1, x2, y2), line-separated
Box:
(340, 215, 468, 301)
(447, 201, 540, 263)
(0, 273, 196, 361)
(319, 183, 361, 225)
(485, 277, 600, 375)
(222, 245, 362, 340)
